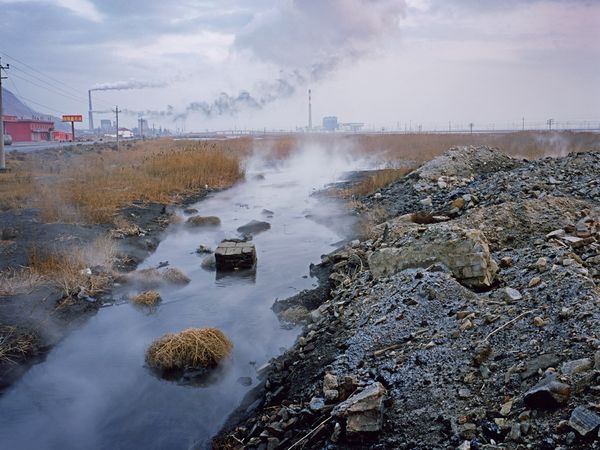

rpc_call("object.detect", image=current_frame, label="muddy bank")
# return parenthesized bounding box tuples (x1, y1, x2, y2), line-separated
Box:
(215, 147, 600, 449)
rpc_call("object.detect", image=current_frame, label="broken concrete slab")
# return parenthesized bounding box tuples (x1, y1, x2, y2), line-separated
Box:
(368, 225, 497, 289)
(215, 240, 256, 271)
(332, 381, 386, 434)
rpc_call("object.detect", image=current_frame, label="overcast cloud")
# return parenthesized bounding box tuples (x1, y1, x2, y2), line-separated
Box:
(0, 0, 598, 130)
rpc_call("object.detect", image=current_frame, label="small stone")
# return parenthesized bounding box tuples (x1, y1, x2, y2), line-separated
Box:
(509, 422, 522, 441)
(309, 397, 325, 412)
(546, 229, 565, 240)
(524, 373, 571, 408)
(528, 277, 542, 288)
(535, 257, 548, 272)
(568, 406, 600, 436)
(330, 422, 342, 443)
(452, 197, 466, 209)
(561, 358, 593, 376)
(267, 437, 280, 450)
(500, 256, 513, 268)
(420, 197, 433, 207)
(500, 400, 513, 416)
(503, 287, 522, 302)
(533, 316, 546, 327)
(473, 343, 492, 366)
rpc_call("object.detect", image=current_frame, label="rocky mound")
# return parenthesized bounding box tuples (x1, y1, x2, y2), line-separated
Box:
(215, 146, 600, 450)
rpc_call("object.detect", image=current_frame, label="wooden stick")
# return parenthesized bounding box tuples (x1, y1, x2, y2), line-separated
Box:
(286, 416, 332, 450)
(482, 309, 537, 342)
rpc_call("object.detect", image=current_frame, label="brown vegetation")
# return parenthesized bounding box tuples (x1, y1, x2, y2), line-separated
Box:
(0, 325, 37, 364)
(186, 215, 222, 227)
(339, 167, 415, 198)
(146, 327, 233, 371)
(27, 236, 116, 297)
(0, 139, 244, 224)
(130, 290, 161, 307)
(161, 268, 191, 285)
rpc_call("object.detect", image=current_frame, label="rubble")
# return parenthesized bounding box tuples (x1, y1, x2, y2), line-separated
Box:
(214, 240, 257, 271)
(215, 147, 600, 449)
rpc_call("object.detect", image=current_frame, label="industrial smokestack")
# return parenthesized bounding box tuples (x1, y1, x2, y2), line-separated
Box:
(308, 89, 312, 131)
(88, 90, 94, 132)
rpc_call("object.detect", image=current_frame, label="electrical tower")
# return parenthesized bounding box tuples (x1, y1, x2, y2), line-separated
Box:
(0, 58, 10, 171)
(113, 105, 122, 150)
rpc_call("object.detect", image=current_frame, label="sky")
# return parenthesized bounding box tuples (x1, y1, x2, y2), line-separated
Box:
(0, 0, 599, 131)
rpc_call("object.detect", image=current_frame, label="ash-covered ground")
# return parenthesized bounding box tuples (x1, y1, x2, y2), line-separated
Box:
(216, 146, 600, 450)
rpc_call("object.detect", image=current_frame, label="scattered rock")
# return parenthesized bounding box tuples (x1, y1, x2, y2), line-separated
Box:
(215, 240, 256, 271)
(503, 287, 522, 301)
(569, 406, 600, 436)
(524, 373, 571, 409)
(236, 220, 271, 236)
(561, 358, 593, 376)
(332, 382, 386, 435)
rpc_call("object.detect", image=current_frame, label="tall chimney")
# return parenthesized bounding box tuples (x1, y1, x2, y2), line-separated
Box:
(88, 90, 94, 132)
(308, 89, 312, 131)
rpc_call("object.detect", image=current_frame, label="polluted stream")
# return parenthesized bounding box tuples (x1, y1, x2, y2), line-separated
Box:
(0, 147, 368, 450)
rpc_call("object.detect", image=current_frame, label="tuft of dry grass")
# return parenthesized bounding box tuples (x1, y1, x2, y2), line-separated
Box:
(27, 235, 116, 297)
(0, 325, 37, 364)
(146, 327, 233, 371)
(130, 290, 161, 307)
(0, 268, 44, 297)
(161, 268, 191, 285)
(0, 139, 244, 224)
(186, 215, 221, 227)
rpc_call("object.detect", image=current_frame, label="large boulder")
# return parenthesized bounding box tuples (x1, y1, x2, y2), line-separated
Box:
(368, 225, 497, 289)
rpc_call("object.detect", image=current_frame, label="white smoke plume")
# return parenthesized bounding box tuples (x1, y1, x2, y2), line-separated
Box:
(91, 79, 168, 91)
(149, 0, 405, 121)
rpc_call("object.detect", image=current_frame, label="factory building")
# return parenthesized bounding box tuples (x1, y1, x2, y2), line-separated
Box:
(1, 115, 72, 142)
(322, 116, 339, 131)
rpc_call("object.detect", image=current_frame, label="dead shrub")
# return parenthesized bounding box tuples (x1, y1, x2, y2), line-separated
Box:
(186, 215, 221, 227)
(0, 268, 44, 296)
(130, 290, 161, 306)
(162, 268, 191, 285)
(27, 236, 116, 297)
(146, 327, 233, 371)
(0, 325, 37, 364)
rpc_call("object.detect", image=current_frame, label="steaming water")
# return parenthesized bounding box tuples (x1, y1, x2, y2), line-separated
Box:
(0, 148, 364, 450)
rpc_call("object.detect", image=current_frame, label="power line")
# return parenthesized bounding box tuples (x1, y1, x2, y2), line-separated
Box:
(0, 49, 113, 109)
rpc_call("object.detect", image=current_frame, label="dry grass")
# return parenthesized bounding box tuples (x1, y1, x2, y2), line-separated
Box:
(0, 139, 244, 224)
(186, 215, 221, 227)
(339, 167, 415, 198)
(0, 325, 37, 364)
(146, 327, 233, 371)
(0, 268, 44, 297)
(161, 268, 191, 285)
(130, 290, 161, 307)
(27, 235, 116, 297)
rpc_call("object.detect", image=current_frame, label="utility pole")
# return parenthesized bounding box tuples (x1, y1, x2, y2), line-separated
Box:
(522, 117, 525, 131)
(547, 118, 554, 130)
(0, 57, 10, 172)
(469, 123, 474, 134)
(113, 105, 121, 150)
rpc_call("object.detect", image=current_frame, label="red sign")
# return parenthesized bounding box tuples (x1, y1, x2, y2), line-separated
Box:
(62, 115, 83, 122)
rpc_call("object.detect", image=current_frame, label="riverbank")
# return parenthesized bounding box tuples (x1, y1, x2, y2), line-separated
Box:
(0, 140, 243, 391)
(215, 146, 600, 449)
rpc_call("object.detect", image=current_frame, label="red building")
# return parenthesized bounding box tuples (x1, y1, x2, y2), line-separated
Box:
(1, 115, 72, 142)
